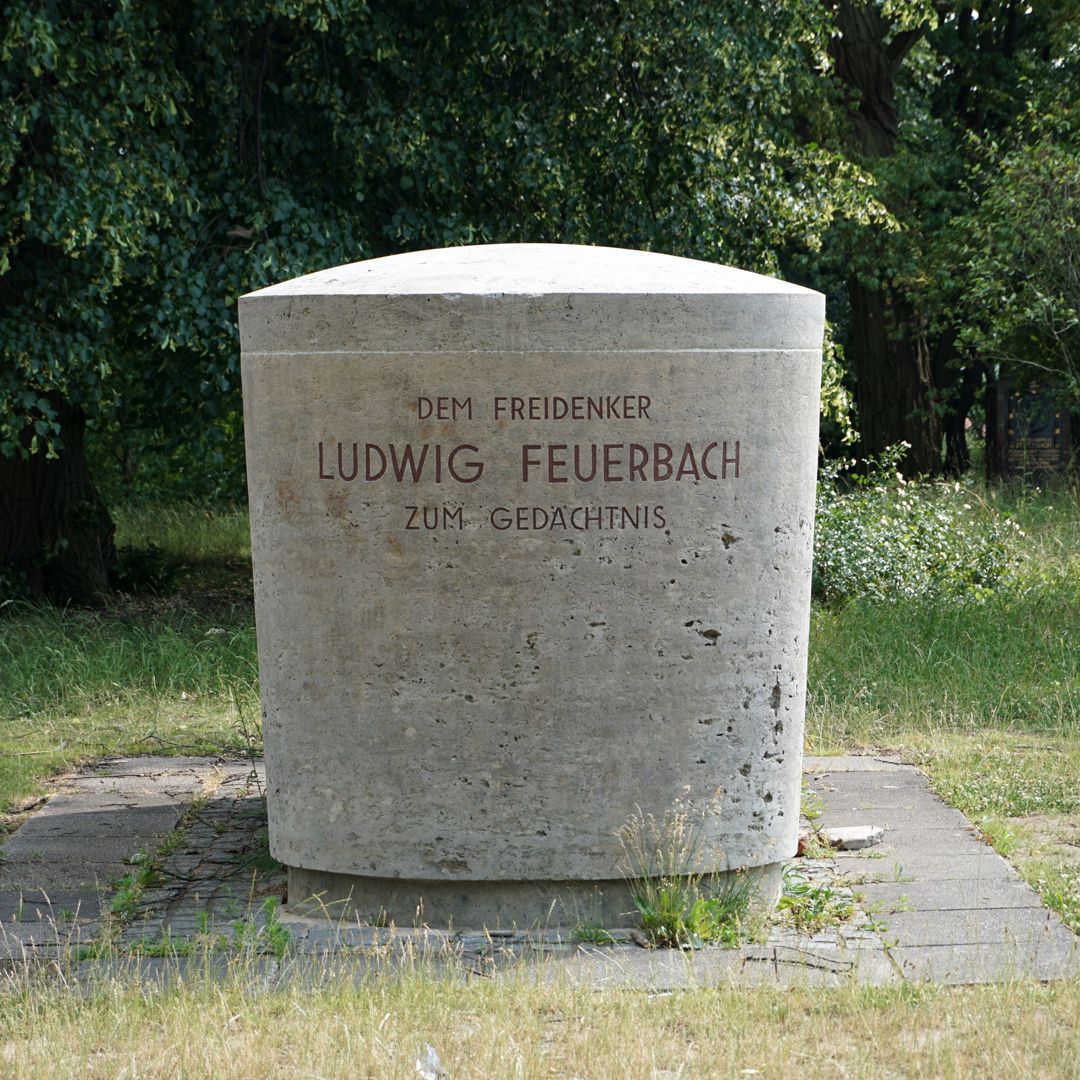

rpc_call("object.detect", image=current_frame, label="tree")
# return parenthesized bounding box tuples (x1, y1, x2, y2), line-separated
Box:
(3, 0, 872, 601)
(819, 1, 1077, 474)
(954, 44, 1080, 405)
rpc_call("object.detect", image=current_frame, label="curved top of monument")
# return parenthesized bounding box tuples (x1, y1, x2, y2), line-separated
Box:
(244, 244, 818, 299)
(239, 244, 824, 353)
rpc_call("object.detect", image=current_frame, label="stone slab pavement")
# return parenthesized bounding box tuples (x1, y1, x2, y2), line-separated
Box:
(0, 754, 1075, 989)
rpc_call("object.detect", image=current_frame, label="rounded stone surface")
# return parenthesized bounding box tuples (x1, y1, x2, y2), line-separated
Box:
(240, 244, 823, 354)
(245, 243, 816, 297)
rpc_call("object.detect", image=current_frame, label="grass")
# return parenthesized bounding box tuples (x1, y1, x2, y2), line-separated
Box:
(806, 591, 1078, 747)
(807, 483, 1079, 745)
(113, 501, 253, 589)
(617, 802, 758, 949)
(0, 488, 1077, 1075)
(0, 964, 1075, 1078)
(0, 504, 259, 814)
(805, 484, 1079, 930)
(777, 871, 857, 935)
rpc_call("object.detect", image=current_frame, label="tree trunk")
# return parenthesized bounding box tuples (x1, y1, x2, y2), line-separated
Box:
(849, 277, 942, 474)
(829, 2, 944, 474)
(0, 401, 115, 603)
(943, 360, 985, 477)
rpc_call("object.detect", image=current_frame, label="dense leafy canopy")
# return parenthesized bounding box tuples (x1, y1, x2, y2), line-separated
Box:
(1, 1, 876, 469)
(0, 1, 1077, 593)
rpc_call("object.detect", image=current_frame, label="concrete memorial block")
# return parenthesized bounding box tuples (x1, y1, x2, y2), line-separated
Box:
(239, 244, 824, 926)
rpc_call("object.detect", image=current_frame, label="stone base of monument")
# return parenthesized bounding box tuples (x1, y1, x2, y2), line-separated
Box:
(284, 863, 783, 929)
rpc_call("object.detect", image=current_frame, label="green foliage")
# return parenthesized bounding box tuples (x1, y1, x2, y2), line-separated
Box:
(927, 736, 1080, 819)
(802, 1, 1079, 469)
(110, 852, 163, 921)
(231, 897, 291, 959)
(617, 803, 754, 949)
(1, 0, 868, 482)
(957, 134, 1080, 399)
(110, 545, 177, 595)
(813, 444, 1023, 604)
(1025, 862, 1080, 934)
(776, 872, 855, 936)
(632, 878, 753, 950)
(570, 924, 617, 947)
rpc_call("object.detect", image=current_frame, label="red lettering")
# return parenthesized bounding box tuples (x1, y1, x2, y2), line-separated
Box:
(653, 443, 673, 481)
(521, 444, 542, 482)
(722, 440, 740, 479)
(675, 444, 701, 481)
(365, 443, 386, 481)
(389, 443, 429, 482)
(338, 441, 359, 482)
(448, 444, 483, 483)
(548, 443, 569, 483)
(700, 442, 719, 480)
(574, 444, 598, 482)
(603, 443, 624, 481)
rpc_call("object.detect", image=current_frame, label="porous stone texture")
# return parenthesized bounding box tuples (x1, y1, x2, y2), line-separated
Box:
(239, 244, 825, 924)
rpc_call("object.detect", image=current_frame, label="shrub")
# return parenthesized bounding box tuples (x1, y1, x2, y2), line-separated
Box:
(813, 444, 1022, 605)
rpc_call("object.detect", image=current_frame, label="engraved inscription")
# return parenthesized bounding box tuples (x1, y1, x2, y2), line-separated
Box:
(317, 389, 744, 532)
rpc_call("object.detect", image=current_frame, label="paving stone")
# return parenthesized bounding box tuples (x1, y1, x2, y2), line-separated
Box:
(0, 920, 99, 950)
(803, 756, 917, 773)
(0, 889, 106, 921)
(856, 879, 1046, 912)
(876, 907, 1076, 948)
(21, 795, 185, 830)
(822, 825, 885, 850)
(891, 939, 1080, 984)
(0, 860, 124, 892)
(820, 805, 970, 831)
(836, 850, 1019, 883)
(874, 827, 996, 855)
(0, 754, 1075, 987)
(2, 834, 161, 865)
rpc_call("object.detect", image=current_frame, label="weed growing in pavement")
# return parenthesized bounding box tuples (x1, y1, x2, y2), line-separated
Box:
(617, 800, 757, 949)
(110, 851, 164, 921)
(776, 870, 856, 935)
(799, 782, 834, 858)
(570, 923, 618, 946)
(230, 897, 292, 959)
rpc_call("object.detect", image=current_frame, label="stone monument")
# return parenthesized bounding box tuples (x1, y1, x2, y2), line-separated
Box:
(239, 244, 824, 926)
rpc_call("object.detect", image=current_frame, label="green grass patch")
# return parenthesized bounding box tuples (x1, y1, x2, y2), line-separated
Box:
(922, 732, 1080, 819)
(0, 608, 258, 811)
(806, 589, 1079, 748)
(113, 502, 251, 566)
(776, 871, 857, 935)
(0, 504, 258, 814)
(617, 803, 759, 949)
(112, 502, 253, 594)
(1023, 860, 1080, 933)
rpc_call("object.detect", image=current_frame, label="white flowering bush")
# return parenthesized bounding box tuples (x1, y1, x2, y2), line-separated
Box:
(813, 444, 1023, 604)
